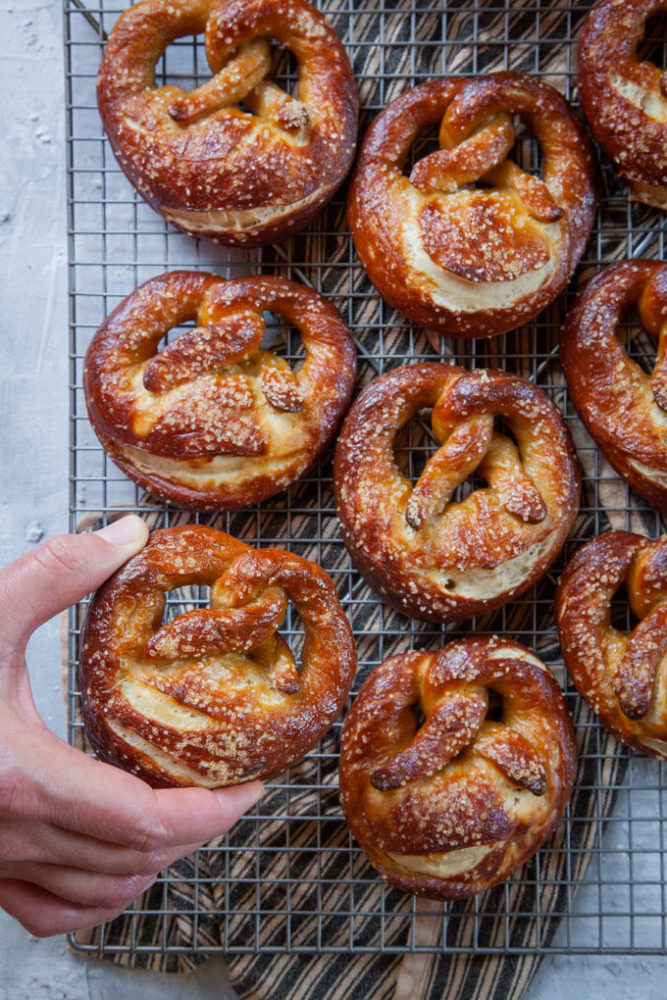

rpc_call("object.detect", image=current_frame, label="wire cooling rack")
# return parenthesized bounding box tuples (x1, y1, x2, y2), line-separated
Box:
(64, 0, 667, 959)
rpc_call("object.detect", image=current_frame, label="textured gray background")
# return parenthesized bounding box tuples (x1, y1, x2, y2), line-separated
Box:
(0, 0, 665, 996)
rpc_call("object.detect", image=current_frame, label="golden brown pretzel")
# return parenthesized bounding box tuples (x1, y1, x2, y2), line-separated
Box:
(79, 524, 357, 787)
(578, 0, 667, 210)
(560, 259, 667, 510)
(557, 531, 667, 758)
(339, 637, 576, 900)
(334, 363, 580, 623)
(97, 0, 358, 244)
(348, 72, 597, 342)
(83, 271, 357, 510)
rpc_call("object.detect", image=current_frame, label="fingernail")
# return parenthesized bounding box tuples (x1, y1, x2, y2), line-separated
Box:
(215, 779, 265, 810)
(96, 515, 149, 550)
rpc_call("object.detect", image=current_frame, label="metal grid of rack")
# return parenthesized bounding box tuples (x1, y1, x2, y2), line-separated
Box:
(65, 0, 667, 958)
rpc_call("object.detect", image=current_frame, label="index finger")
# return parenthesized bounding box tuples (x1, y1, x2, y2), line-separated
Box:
(39, 742, 264, 851)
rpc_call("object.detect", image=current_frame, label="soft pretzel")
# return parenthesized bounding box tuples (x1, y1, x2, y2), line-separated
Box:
(339, 637, 576, 900)
(348, 72, 597, 342)
(79, 524, 357, 787)
(560, 259, 667, 510)
(557, 531, 667, 758)
(578, 0, 667, 211)
(83, 271, 357, 509)
(97, 0, 358, 244)
(334, 363, 580, 623)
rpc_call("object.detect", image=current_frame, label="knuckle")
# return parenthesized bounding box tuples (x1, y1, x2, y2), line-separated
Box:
(123, 810, 170, 855)
(33, 535, 88, 578)
(89, 875, 148, 912)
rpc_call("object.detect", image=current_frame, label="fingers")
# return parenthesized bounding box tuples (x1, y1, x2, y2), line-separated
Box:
(0, 516, 149, 650)
(2, 818, 207, 876)
(0, 879, 143, 938)
(37, 743, 264, 850)
(0, 862, 156, 912)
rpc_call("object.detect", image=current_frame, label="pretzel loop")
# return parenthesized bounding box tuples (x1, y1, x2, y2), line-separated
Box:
(560, 259, 667, 510)
(84, 271, 356, 509)
(97, 0, 358, 244)
(348, 71, 596, 339)
(339, 638, 576, 900)
(557, 531, 667, 758)
(79, 525, 357, 787)
(335, 363, 579, 623)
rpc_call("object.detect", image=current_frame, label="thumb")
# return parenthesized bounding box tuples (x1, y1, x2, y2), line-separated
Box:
(0, 516, 149, 650)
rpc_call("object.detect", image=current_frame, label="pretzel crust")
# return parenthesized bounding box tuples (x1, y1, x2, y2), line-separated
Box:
(79, 525, 357, 787)
(578, 0, 667, 211)
(97, 0, 358, 244)
(348, 72, 597, 341)
(339, 637, 576, 899)
(83, 271, 357, 510)
(556, 531, 667, 758)
(560, 259, 667, 510)
(334, 363, 580, 623)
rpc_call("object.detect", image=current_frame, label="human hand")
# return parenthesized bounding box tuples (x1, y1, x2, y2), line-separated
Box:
(0, 516, 264, 937)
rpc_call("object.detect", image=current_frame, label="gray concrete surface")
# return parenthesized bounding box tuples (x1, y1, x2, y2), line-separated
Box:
(1, 0, 666, 996)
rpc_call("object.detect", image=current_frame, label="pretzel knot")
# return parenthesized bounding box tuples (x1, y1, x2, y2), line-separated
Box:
(578, 0, 667, 211)
(348, 71, 597, 341)
(97, 0, 358, 244)
(560, 259, 667, 511)
(83, 270, 357, 510)
(557, 531, 667, 758)
(79, 525, 357, 787)
(334, 363, 580, 623)
(339, 637, 576, 899)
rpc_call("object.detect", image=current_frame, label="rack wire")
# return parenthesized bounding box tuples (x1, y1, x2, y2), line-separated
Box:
(65, 0, 667, 959)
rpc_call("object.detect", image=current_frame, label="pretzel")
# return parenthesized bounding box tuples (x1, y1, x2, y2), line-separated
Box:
(83, 271, 357, 509)
(79, 524, 357, 787)
(348, 72, 597, 342)
(97, 0, 358, 244)
(560, 259, 667, 510)
(557, 531, 667, 758)
(578, 0, 667, 211)
(334, 363, 580, 623)
(339, 637, 576, 899)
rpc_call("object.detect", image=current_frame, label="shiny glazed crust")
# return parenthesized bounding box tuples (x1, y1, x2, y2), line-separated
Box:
(79, 524, 357, 787)
(556, 531, 667, 758)
(334, 363, 580, 623)
(348, 72, 597, 341)
(578, 0, 667, 211)
(83, 271, 357, 510)
(97, 0, 359, 244)
(339, 637, 576, 900)
(560, 259, 667, 510)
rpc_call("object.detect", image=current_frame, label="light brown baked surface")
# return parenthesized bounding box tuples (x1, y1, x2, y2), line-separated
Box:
(348, 72, 597, 341)
(578, 0, 667, 210)
(339, 636, 576, 900)
(83, 270, 357, 510)
(560, 258, 667, 510)
(79, 524, 358, 787)
(557, 530, 667, 758)
(334, 362, 580, 623)
(97, 0, 359, 244)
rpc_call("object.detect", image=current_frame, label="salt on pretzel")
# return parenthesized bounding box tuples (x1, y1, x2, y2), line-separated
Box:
(339, 637, 576, 899)
(97, 0, 359, 244)
(348, 72, 597, 342)
(560, 259, 667, 510)
(334, 363, 580, 623)
(83, 270, 357, 510)
(557, 530, 667, 758)
(79, 524, 357, 787)
(578, 0, 667, 210)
